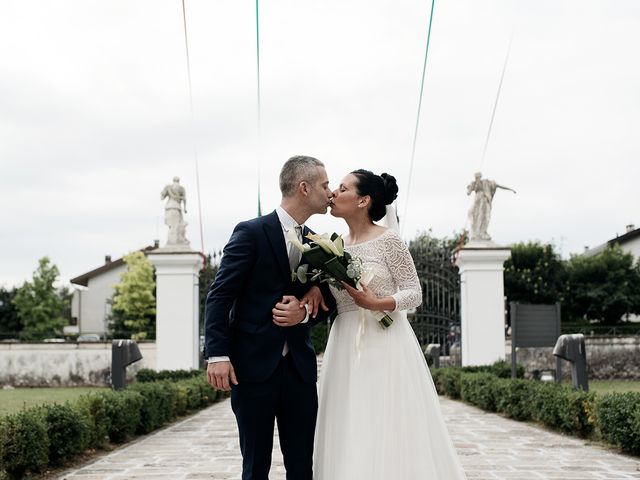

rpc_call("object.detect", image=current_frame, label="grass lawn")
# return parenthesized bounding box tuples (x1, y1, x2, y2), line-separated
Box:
(0, 387, 107, 416)
(589, 380, 640, 394)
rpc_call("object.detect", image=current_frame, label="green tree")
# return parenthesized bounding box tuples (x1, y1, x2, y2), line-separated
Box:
(0, 287, 20, 340)
(198, 252, 219, 338)
(110, 251, 156, 341)
(12, 257, 68, 340)
(565, 245, 640, 324)
(504, 242, 566, 305)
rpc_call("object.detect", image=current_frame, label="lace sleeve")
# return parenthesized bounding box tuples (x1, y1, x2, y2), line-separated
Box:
(383, 230, 422, 312)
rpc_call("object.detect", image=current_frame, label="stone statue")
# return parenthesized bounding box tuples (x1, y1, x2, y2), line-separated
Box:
(161, 176, 190, 246)
(466, 172, 515, 242)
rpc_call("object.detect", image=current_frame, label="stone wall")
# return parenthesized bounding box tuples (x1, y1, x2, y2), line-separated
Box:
(509, 336, 640, 380)
(440, 336, 640, 379)
(0, 342, 157, 387)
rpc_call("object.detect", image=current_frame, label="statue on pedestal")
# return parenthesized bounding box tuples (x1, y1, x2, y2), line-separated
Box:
(161, 176, 190, 247)
(466, 172, 515, 242)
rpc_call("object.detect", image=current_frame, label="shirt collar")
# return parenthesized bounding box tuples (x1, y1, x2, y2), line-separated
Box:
(275, 206, 302, 231)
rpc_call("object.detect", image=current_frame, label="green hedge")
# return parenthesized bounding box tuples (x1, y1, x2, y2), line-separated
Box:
(0, 409, 49, 479)
(135, 368, 204, 383)
(0, 373, 222, 478)
(595, 392, 640, 455)
(41, 403, 89, 465)
(432, 363, 640, 453)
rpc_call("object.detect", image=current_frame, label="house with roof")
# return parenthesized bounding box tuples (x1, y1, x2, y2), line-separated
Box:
(69, 242, 158, 337)
(584, 224, 640, 259)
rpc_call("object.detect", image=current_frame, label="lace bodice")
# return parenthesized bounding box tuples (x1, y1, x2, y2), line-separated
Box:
(330, 229, 422, 314)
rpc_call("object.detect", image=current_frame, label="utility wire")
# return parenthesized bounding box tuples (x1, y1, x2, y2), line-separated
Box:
(401, 0, 436, 236)
(180, 0, 205, 254)
(255, 0, 263, 216)
(479, 31, 513, 171)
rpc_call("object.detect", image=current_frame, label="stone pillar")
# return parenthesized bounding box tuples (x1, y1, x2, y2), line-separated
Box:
(147, 250, 203, 371)
(455, 245, 511, 366)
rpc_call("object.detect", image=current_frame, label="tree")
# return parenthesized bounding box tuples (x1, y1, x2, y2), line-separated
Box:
(564, 245, 640, 324)
(504, 242, 566, 306)
(0, 287, 20, 340)
(12, 257, 68, 340)
(110, 251, 156, 341)
(198, 252, 219, 337)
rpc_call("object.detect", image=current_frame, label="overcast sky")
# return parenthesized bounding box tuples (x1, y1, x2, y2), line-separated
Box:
(1, 0, 639, 288)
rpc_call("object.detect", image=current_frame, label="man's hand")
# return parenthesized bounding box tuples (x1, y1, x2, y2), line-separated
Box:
(207, 361, 238, 392)
(300, 286, 329, 319)
(273, 295, 307, 327)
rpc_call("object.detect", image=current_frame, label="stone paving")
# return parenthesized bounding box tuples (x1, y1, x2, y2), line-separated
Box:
(57, 394, 640, 480)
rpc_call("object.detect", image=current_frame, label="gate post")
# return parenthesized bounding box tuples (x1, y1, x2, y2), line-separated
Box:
(455, 245, 511, 366)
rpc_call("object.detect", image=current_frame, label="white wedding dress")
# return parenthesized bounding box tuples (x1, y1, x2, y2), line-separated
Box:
(314, 228, 467, 479)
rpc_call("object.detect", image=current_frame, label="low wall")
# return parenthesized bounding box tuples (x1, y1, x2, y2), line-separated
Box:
(0, 342, 157, 387)
(440, 336, 640, 379)
(509, 336, 640, 380)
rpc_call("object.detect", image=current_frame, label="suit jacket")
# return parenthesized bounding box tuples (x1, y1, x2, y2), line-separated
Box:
(204, 210, 335, 384)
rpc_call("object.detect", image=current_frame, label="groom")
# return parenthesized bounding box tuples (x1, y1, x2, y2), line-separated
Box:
(204, 155, 335, 480)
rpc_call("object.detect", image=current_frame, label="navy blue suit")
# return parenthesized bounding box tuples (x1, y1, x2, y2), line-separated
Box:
(204, 210, 334, 480)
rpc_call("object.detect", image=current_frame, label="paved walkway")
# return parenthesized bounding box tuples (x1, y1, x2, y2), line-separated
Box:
(57, 395, 640, 480)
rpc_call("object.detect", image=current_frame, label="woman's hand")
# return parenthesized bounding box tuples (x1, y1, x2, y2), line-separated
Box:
(341, 282, 380, 311)
(300, 286, 329, 318)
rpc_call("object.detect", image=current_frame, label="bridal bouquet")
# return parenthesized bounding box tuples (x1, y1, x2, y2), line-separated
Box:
(287, 230, 393, 328)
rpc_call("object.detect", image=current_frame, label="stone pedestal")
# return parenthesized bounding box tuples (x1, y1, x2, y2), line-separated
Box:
(455, 244, 511, 366)
(148, 250, 203, 371)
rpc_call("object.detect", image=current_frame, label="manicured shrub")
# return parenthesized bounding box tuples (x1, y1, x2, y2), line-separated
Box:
(175, 384, 190, 415)
(596, 392, 640, 455)
(460, 373, 499, 412)
(494, 378, 536, 421)
(41, 403, 89, 465)
(461, 360, 524, 378)
(439, 368, 462, 399)
(76, 393, 110, 449)
(129, 381, 178, 433)
(100, 390, 143, 443)
(530, 383, 594, 437)
(0, 409, 49, 478)
(135, 368, 203, 383)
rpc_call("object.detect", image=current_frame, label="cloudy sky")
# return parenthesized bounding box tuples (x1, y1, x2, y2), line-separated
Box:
(1, 0, 639, 288)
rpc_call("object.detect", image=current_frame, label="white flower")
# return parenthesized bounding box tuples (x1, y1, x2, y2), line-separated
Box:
(306, 233, 342, 257)
(286, 228, 310, 253)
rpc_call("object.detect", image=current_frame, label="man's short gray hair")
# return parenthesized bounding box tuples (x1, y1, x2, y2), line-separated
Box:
(279, 155, 324, 197)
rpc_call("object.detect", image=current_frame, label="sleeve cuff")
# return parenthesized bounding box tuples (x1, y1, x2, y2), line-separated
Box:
(207, 356, 230, 363)
(301, 303, 310, 324)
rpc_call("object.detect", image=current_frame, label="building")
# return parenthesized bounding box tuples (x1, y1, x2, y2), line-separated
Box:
(584, 224, 640, 259)
(69, 243, 158, 337)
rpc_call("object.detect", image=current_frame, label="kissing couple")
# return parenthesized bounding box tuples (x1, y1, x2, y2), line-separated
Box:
(204, 155, 467, 479)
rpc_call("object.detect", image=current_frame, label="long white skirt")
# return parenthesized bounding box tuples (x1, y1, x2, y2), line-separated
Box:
(314, 309, 467, 480)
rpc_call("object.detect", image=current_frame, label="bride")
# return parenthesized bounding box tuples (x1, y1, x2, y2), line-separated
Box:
(313, 169, 467, 479)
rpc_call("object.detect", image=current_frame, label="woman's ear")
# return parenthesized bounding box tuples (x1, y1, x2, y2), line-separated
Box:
(358, 195, 371, 208)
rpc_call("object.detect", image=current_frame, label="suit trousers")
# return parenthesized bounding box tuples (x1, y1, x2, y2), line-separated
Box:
(231, 353, 318, 480)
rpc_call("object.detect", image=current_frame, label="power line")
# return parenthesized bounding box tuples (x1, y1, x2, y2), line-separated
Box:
(255, 0, 262, 216)
(479, 31, 514, 171)
(401, 0, 436, 236)
(180, 0, 205, 254)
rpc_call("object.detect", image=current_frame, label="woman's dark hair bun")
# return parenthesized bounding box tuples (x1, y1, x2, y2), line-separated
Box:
(350, 169, 399, 222)
(381, 173, 398, 205)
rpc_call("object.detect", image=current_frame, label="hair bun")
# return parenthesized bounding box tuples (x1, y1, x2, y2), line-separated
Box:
(381, 173, 398, 205)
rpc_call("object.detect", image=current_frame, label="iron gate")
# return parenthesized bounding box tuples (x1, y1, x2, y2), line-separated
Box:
(408, 236, 461, 355)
